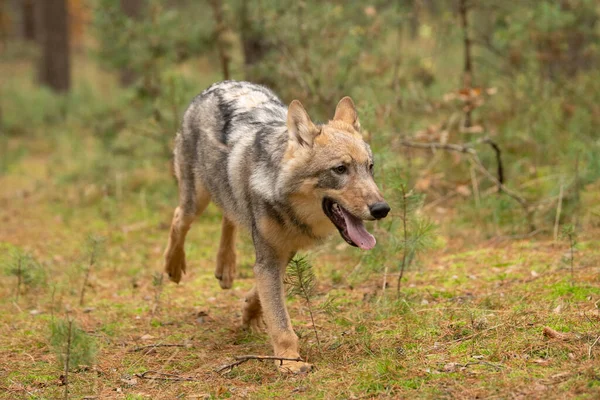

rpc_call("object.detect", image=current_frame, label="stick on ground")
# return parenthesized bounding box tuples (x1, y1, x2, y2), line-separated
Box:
(129, 343, 189, 353)
(134, 371, 201, 382)
(216, 355, 303, 374)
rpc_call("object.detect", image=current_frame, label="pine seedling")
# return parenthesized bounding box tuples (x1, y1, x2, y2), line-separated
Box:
(151, 271, 164, 314)
(50, 318, 97, 399)
(13, 253, 22, 304)
(393, 183, 436, 295)
(5, 251, 47, 303)
(285, 256, 322, 352)
(560, 224, 578, 284)
(80, 235, 105, 307)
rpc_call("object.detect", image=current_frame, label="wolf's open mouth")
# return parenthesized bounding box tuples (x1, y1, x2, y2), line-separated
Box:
(322, 198, 376, 250)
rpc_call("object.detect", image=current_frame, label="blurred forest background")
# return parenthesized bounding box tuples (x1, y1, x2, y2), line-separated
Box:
(1, 0, 600, 399)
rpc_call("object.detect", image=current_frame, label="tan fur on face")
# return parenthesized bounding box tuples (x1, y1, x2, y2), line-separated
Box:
(285, 119, 383, 222)
(323, 175, 383, 220)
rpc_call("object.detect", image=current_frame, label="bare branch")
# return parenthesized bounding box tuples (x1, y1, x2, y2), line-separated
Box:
(129, 343, 189, 353)
(134, 370, 201, 382)
(398, 140, 476, 155)
(398, 139, 530, 217)
(589, 335, 600, 359)
(216, 355, 303, 374)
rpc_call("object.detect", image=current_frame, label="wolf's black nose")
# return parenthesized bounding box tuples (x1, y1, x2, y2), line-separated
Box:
(369, 202, 390, 219)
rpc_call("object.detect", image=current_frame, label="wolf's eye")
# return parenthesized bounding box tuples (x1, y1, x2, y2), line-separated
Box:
(369, 163, 374, 174)
(333, 165, 347, 174)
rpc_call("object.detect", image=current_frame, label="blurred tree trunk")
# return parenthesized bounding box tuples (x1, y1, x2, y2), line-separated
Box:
(209, 0, 230, 80)
(22, 0, 35, 41)
(239, 0, 270, 83)
(459, 0, 473, 127)
(410, 0, 421, 39)
(21, 0, 36, 42)
(39, 0, 70, 93)
(423, 0, 437, 16)
(119, 0, 143, 86)
(0, 0, 9, 50)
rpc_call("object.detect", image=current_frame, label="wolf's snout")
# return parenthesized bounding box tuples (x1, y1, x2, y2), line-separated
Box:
(369, 202, 390, 220)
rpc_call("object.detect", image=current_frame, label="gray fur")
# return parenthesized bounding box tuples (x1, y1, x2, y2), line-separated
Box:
(175, 81, 320, 238)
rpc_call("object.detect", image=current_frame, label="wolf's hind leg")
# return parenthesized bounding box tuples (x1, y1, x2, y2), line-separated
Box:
(164, 183, 211, 283)
(215, 216, 237, 289)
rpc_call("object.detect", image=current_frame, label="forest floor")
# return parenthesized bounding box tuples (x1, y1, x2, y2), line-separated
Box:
(1, 136, 600, 400)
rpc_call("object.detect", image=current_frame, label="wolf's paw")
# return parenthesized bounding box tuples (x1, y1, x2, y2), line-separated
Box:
(214, 266, 235, 289)
(241, 313, 266, 333)
(215, 254, 236, 289)
(277, 360, 313, 374)
(164, 247, 186, 283)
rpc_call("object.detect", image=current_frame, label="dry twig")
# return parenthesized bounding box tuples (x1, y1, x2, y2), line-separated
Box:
(129, 343, 189, 353)
(589, 335, 600, 359)
(216, 355, 303, 374)
(134, 370, 201, 382)
(399, 138, 532, 229)
(553, 183, 564, 241)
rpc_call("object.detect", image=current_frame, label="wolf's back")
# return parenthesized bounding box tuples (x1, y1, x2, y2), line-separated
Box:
(174, 81, 290, 228)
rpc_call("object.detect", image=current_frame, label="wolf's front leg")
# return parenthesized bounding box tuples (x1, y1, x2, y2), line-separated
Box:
(253, 244, 312, 374)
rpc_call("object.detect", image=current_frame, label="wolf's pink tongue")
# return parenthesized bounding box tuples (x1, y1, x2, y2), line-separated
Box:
(341, 209, 376, 250)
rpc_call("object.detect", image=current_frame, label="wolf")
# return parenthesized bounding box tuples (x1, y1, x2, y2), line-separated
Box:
(163, 81, 390, 373)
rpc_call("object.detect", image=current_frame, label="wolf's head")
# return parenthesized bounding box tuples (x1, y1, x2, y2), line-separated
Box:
(283, 97, 390, 250)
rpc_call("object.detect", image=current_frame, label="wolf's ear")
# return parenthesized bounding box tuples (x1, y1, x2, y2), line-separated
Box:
(333, 96, 361, 131)
(287, 100, 319, 147)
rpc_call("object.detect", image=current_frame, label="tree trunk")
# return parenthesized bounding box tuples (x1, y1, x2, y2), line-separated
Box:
(0, 0, 9, 50)
(39, 0, 70, 93)
(410, 0, 421, 39)
(459, 0, 473, 127)
(119, 0, 144, 86)
(209, 0, 230, 80)
(22, 0, 35, 41)
(239, 0, 272, 84)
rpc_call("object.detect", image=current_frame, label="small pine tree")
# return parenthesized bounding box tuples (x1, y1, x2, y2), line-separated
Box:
(80, 235, 105, 307)
(50, 319, 97, 371)
(285, 256, 322, 351)
(5, 250, 47, 302)
(151, 271, 164, 314)
(560, 224, 578, 284)
(395, 183, 437, 294)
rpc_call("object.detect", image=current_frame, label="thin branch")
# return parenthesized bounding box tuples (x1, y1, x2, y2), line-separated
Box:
(484, 138, 504, 185)
(134, 370, 201, 382)
(462, 361, 504, 371)
(398, 139, 529, 211)
(397, 185, 408, 295)
(399, 140, 477, 155)
(470, 151, 528, 209)
(129, 343, 189, 353)
(63, 319, 73, 400)
(589, 335, 600, 359)
(216, 355, 303, 374)
(553, 183, 564, 241)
